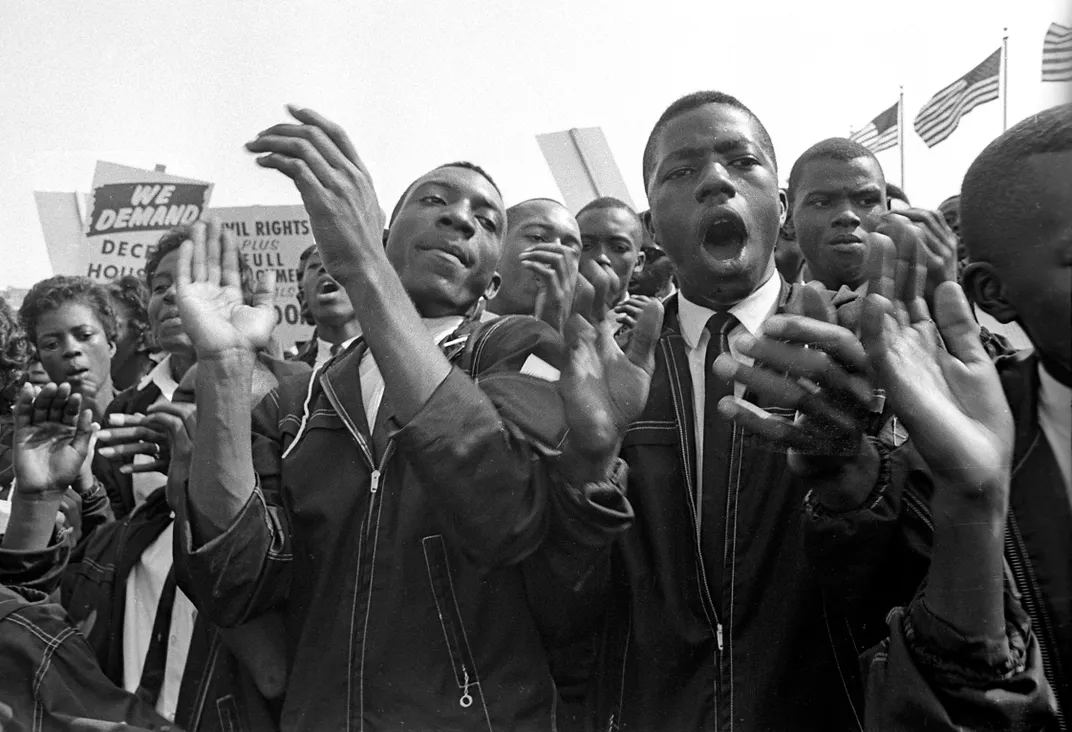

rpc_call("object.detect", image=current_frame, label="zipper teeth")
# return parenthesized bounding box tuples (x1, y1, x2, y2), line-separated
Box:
(1005, 514, 1067, 731)
(320, 375, 376, 467)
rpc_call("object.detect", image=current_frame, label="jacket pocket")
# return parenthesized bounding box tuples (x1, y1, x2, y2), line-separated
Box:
(215, 693, 240, 732)
(621, 420, 679, 448)
(422, 534, 486, 718)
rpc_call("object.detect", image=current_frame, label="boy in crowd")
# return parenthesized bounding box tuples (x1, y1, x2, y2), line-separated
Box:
(292, 243, 363, 369)
(590, 90, 1050, 731)
(487, 197, 580, 331)
(959, 103, 1072, 718)
(174, 106, 660, 729)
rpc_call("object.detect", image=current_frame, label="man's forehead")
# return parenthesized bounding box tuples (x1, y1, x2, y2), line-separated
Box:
(412, 167, 504, 210)
(510, 200, 576, 231)
(798, 157, 884, 192)
(654, 104, 765, 161)
(578, 207, 640, 235)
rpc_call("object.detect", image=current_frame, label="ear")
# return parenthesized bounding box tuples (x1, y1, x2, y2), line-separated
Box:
(962, 261, 1017, 323)
(633, 248, 646, 274)
(778, 188, 788, 229)
(483, 272, 502, 301)
(640, 210, 656, 246)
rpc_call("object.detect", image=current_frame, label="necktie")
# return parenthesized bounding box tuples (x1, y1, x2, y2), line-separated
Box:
(135, 567, 177, 708)
(701, 311, 738, 606)
(330, 343, 341, 357)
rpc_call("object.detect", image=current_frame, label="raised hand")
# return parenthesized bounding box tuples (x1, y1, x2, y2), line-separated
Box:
(146, 401, 198, 509)
(246, 105, 385, 281)
(614, 295, 660, 332)
(176, 219, 276, 358)
(860, 234, 1012, 505)
(11, 382, 98, 499)
(878, 208, 957, 294)
(96, 413, 170, 474)
(557, 259, 663, 483)
(521, 243, 580, 333)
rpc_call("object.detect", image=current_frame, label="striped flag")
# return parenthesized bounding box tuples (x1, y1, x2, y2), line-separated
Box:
(914, 49, 1001, 147)
(850, 101, 899, 153)
(1042, 22, 1072, 82)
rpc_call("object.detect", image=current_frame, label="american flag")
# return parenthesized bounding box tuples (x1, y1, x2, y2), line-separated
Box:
(1042, 22, 1072, 82)
(850, 101, 899, 154)
(914, 49, 1001, 148)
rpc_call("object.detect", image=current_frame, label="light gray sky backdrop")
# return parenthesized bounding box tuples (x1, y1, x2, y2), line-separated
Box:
(2, 0, 1068, 287)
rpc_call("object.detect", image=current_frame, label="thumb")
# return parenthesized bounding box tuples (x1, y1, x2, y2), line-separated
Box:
(859, 293, 893, 368)
(72, 410, 99, 459)
(800, 284, 836, 324)
(933, 282, 986, 366)
(625, 298, 664, 374)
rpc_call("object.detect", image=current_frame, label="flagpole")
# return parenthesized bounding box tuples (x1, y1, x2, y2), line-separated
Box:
(1002, 27, 1009, 131)
(898, 86, 905, 190)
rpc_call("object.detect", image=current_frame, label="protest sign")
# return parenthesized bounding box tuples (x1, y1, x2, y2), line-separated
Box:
(535, 127, 635, 214)
(209, 205, 315, 351)
(84, 162, 212, 281)
(34, 191, 88, 276)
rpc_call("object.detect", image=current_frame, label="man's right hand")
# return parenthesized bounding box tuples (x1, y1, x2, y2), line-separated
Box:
(175, 219, 277, 358)
(12, 383, 98, 500)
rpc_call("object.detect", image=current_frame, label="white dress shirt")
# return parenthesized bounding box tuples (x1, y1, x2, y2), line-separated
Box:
(1037, 363, 1072, 504)
(314, 334, 361, 371)
(677, 273, 783, 487)
(358, 316, 465, 432)
(131, 355, 179, 507)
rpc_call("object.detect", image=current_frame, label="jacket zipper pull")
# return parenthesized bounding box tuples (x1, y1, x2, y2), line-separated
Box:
(460, 665, 473, 708)
(716, 623, 724, 652)
(370, 469, 381, 494)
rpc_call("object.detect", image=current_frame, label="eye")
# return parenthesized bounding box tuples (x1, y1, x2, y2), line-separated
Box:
(860, 195, 881, 207)
(477, 216, 498, 233)
(664, 167, 694, 181)
(731, 156, 761, 170)
(41, 340, 59, 352)
(421, 195, 446, 205)
(527, 233, 548, 243)
(810, 197, 830, 208)
(151, 282, 168, 295)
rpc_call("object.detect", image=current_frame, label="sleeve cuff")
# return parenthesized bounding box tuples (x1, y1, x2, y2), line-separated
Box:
(0, 526, 71, 594)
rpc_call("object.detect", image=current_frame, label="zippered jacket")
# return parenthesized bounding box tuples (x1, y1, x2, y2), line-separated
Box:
(174, 314, 633, 731)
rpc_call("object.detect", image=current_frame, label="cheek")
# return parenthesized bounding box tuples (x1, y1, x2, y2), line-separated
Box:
(38, 351, 65, 380)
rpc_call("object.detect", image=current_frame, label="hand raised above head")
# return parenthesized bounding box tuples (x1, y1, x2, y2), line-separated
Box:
(246, 105, 385, 281)
(175, 218, 276, 358)
(12, 382, 99, 498)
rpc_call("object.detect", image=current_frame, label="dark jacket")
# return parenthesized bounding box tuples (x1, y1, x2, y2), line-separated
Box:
(61, 488, 276, 732)
(0, 527, 177, 732)
(593, 288, 1054, 731)
(175, 315, 632, 731)
(999, 350, 1069, 725)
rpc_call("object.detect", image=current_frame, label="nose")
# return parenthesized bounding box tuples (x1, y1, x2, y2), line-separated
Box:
(587, 244, 612, 266)
(695, 161, 736, 204)
(832, 204, 861, 230)
(61, 334, 83, 359)
(437, 201, 476, 238)
(162, 282, 177, 303)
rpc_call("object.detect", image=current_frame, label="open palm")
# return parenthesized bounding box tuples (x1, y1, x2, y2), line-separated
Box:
(861, 282, 1013, 504)
(175, 220, 277, 356)
(12, 383, 97, 498)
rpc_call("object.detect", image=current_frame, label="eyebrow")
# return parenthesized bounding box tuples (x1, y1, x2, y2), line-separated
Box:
(663, 137, 757, 164)
(418, 180, 504, 218)
(805, 183, 885, 197)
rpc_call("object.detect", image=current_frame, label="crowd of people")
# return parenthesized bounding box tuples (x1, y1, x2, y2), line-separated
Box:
(0, 93, 1068, 732)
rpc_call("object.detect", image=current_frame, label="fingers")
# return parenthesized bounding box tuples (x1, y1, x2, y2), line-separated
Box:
(286, 105, 369, 176)
(255, 121, 354, 174)
(933, 282, 987, 366)
(13, 382, 34, 430)
(254, 153, 325, 198)
(761, 315, 870, 374)
(798, 285, 836, 324)
(859, 294, 895, 368)
(252, 269, 276, 311)
(176, 237, 194, 293)
(562, 313, 601, 381)
(865, 231, 897, 301)
(716, 396, 800, 446)
(624, 298, 664, 374)
(98, 441, 164, 460)
(97, 423, 166, 444)
(71, 409, 98, 459)
(578, 259, 615, 325)
(248, 136, 336, 190)
(120, 460, 169, 475)
(62, 391, 84, 427)
(220, 224, 242, 290)
(46, 382, 72, 424)
(736, 335, 872, 405)
(191, 221, 208, 283)
(205, 218, 223, 286)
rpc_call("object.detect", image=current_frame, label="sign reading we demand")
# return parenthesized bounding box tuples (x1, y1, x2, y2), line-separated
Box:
(84, 162, 212, 280)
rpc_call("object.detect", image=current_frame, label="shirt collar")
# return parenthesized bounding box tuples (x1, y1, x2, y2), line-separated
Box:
(137, 353, 179, 401)
(318, 335, 361, 355)
(424, 315, 466, 345)
(678, 272, 782, 350)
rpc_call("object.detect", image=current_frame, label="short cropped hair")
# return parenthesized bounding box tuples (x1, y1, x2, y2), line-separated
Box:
(19, 276, 118, 346)
(786, 137, 883, 209)
(0, 296, 31, 411)
(389, 161, 502, 225)
(145, 225, 256, 304)
(106, 275, 153, 352)
(961, 104, 1072, 262)
(505, 198, 566, 229)
(642, 91, 777, 189)
(577, 197, 645, 247)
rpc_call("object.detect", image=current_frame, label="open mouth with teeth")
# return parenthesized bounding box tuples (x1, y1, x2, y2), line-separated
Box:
(318, 279, 341, 295)
(701, 213, 748, 257)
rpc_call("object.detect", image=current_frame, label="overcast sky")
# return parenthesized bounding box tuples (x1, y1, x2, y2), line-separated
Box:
(2, 0, 1068, 287)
